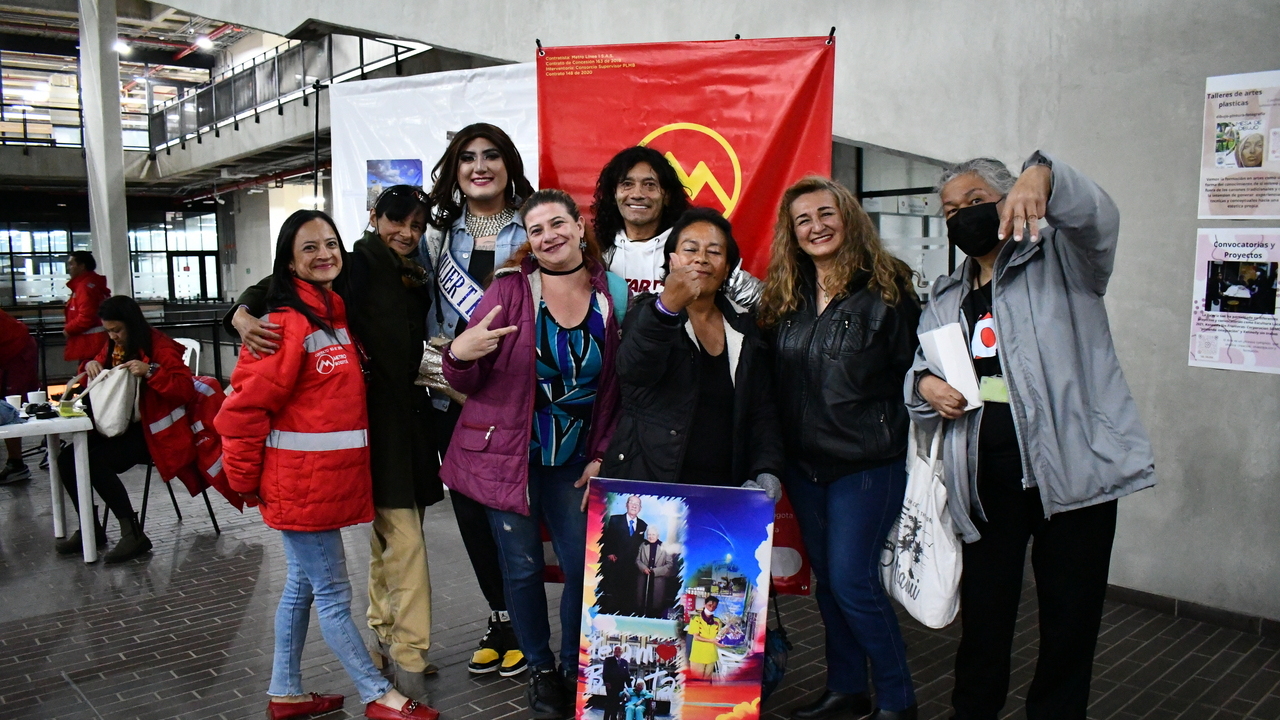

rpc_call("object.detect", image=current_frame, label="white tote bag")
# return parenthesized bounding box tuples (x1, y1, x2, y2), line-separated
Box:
(880, 423, 963, 629)
(86, 365, 141, 437)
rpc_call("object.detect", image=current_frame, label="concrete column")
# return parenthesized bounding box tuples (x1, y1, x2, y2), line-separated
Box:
(77, 0, 131, 296)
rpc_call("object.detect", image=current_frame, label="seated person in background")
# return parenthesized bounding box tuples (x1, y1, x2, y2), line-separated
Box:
(621, 680, 654, 720)
(600, 208, 783, 498)
(634, 526, 675, 618)
(56, 296, 197, 563)
(0, 309, 37, 484)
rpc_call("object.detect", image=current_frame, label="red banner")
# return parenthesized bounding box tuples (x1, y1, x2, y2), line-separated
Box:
(538, 37, 835, 275)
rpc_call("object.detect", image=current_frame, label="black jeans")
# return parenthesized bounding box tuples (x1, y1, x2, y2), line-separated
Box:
(952, 477, 1117, 720)
(430, 402, 506, 613)
(58, 422, 150, 524)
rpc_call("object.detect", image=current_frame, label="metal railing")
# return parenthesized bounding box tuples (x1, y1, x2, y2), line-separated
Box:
(0, 101, 150, 151)
(25, 304, 237, 389)
(148, 34, 429, 151)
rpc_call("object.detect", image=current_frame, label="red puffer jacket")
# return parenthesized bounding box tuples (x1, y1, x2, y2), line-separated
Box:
(216, 279, 373, 532)
(65, 271, 110, 362)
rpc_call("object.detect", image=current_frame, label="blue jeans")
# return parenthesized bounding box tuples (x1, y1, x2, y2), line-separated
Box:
(487, 462, 588, 671)
(270, 530, 393, 704)
(785, 460, 916, 711)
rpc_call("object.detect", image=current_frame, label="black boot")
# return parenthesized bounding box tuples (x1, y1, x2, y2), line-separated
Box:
(792, 690, 872, 719)
(55, 508, 108, 555)
(866, 707, 917, 720)
(103, 511, 151, 564)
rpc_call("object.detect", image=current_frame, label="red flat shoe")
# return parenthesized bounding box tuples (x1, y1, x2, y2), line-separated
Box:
(364, 699, 440, 720)
(266, 693, 344, 720)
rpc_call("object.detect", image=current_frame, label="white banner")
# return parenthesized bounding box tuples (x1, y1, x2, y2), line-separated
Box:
(329, 63, 538, 244)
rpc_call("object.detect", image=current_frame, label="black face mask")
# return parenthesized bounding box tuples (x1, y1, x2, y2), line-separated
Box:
(946, 201, 1002, 258)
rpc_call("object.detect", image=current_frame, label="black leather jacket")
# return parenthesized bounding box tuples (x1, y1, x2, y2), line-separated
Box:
(601, 293, 784, 486)
(768, 270, 921, 482)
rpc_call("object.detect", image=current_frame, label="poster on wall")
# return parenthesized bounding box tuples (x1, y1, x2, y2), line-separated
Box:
(1198, 70, 1280, 219)
(1188, 228, 1280, 374)
(577, 478, 775, 720)
(328, 63, 537, 244)
(537, 37, 835, 275)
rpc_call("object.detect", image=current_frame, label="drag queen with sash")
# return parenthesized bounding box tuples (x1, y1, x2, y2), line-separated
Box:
(423, 122, 536, 678)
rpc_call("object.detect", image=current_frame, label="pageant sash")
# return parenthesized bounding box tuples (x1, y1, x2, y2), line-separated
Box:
(437, 247, 485, 322)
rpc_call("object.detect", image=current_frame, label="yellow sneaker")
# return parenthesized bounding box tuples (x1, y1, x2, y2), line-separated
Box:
(469, 647, 501, 674)
(499, 648, 528, 677)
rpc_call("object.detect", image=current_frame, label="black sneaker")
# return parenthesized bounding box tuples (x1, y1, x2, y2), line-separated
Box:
(525, 666, 570, 720)
(0, 462, 30, 485)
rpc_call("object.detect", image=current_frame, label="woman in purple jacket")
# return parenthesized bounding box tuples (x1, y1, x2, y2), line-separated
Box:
(441, 189, 623, 720)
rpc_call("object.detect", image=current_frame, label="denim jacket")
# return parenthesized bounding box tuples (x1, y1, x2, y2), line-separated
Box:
(422, 213, 526, 411)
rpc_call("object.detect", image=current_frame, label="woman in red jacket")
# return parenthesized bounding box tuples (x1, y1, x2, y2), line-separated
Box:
(216, 210, 438, 720)
(55, 295, 197, 563)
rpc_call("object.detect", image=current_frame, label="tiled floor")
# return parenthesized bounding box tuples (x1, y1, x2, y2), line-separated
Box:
(0, 453, 1277, 720)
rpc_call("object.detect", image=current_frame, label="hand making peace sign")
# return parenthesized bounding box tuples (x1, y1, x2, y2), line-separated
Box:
(449, 305, 518, 362)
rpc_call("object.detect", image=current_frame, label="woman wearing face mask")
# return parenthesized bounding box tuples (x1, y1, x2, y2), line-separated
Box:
(909, 154, 1154, 720)
(224, 186, 446, 695)
(217, 210, 439, 720)
(601, 207, 781, 495)
(423, 122, 536, 678)
(440, 189, 623, 720)
(758, 177, 921, 720)
(686, 596, 725, 680)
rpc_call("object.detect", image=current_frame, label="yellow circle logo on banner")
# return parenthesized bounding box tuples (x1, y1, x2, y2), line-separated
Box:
(639, 123, 742, 218)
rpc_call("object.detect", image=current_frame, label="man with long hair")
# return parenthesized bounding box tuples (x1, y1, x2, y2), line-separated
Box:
(591, 146, 762, 307)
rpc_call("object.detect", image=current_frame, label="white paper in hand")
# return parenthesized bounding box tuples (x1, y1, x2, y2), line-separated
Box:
(918, 323, 982, 411)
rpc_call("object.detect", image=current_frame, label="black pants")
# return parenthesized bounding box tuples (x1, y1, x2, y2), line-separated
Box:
(952, 478, 1117, 720)
(58, 422, 150, 525)
(431, 402, 506, 613)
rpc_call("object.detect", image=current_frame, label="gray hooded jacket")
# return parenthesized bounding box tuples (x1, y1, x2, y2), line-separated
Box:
(904, 153, 1156, 543)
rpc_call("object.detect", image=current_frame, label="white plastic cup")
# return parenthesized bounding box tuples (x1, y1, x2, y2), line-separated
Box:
(27, 391, 46, 405)
(5, 395, 20, 408)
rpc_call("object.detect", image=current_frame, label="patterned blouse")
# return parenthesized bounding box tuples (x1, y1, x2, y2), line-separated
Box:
(529, 295, 606, 466)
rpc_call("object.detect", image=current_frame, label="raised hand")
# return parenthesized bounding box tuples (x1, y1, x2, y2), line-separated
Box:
(658, 261, 703, 313)
(999, 164, 1052, 242)
(450, 305, 518, 362)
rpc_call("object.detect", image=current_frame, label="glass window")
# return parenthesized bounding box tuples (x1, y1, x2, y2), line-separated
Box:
(131, 252, 168, 300)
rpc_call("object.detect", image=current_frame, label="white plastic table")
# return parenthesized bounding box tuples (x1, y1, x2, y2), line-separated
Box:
(0, 415, 96, 561)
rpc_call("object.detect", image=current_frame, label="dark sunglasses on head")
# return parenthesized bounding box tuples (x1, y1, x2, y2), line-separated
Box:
(375, 185, 430, 209)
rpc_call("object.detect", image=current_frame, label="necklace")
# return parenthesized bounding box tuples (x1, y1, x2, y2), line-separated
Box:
(540, 261, 584, 276)
(465, 205, 515, 239)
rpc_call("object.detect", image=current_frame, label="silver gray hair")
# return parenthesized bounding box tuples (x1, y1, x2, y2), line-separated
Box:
(935, 157, 1017, 195)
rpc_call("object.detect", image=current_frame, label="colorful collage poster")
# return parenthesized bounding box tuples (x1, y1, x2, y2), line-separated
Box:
(576, 478, 775, 720)
(1188, 228, 1280, 374)
(1198, 70, 1280, 219)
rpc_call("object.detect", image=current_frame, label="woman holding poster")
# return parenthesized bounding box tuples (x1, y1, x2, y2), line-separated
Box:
(759, 177, 920, 720)
(601, 207, 783, 494)
(440, 189, 623, 720)
(425, 123, 536, 679)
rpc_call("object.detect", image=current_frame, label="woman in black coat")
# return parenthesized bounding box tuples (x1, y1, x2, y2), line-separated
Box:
(600, 208, 783, 612)
(602, 207, 782, 488)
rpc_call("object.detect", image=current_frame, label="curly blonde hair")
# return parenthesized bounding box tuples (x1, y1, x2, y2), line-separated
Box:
(758, 176, 914, 327)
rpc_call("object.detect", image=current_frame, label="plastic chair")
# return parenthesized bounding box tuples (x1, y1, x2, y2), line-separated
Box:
(174, 338, 201, 373)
